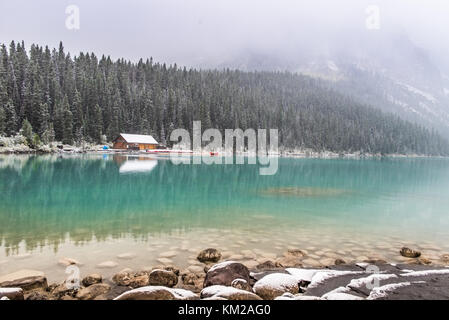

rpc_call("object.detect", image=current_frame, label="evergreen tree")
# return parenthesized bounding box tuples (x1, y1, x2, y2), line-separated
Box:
(20, 118, 33, 145)
(62, 99, 73, 145)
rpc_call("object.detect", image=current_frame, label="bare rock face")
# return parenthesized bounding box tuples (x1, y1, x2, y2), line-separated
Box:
(0, 287, 24, 300)
(82, 274, 102, 287)
(253, 273, 300, 300)
(203, 261, 251, 288)
(148, 269, 178, 287)
(400, 247, 421, 258)
(76, 283, 111, 300)
(0, 270, 48, 291)
(197, 248, 222, 263)
(114, 286, 199, 300)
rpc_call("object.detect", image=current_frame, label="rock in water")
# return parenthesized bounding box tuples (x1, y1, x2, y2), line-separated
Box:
(400, 247, 421, 258)
(197, 248, 222, 263)
(148, 269, 178, 287)
(114, 286, 199, 300)
(58, 257, 82, 267)
(76, 283, 111, 300)
(82, 274, 102, 287)
(253, 273, 300, 300)
(128, 274, 150, 288)
(203, 261, 250, 287)
(0, 270, 47, 291)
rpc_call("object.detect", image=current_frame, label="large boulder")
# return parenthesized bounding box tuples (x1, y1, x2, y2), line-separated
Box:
(0, 287, 24, 300)
(203, 261, 250, 287)
(76, 283, 111, 300)
(148, 269, 178, 287)
(0, 270, 47, 291)
(197, 248, 222, 263)
(253, 273, 300, 300)
(114, 286, 199, 300)
(200, 285, 261, 300)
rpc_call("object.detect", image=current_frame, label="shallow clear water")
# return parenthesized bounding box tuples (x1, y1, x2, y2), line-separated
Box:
(1, 154, 449, 282)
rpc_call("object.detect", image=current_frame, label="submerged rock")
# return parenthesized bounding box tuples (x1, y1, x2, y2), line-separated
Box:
(400, 247, 421, 258)
(114, 286, 199, 300)
(76, 283, 111, 300)
(0, 269, 47, 291)
(197, 248, 222, 263)
(82, 274, 102, 287)
(96, 261, 118, 268)
(255, 260, 283, 270)
(148, 269, 178, 287)
(253, 273, 300, 299)
(58, 257, 82, 267)
(204, 261, 250, 287)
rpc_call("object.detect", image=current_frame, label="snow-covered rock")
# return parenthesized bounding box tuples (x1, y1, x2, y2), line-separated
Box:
(253, 273, 299, 299)
(114, 286, 199, 300)
(0, 287, 24, 300)
(200, 285, 261, 300)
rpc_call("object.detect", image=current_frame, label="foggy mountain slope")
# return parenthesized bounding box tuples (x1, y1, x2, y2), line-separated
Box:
(210, 32, 449, 137)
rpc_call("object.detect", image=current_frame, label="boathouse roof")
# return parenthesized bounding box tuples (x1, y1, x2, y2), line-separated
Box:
(118, 133, 158, 145)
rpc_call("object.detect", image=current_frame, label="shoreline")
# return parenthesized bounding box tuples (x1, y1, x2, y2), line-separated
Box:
(1, 147, 445, 160)
(1, 246, 449, 300)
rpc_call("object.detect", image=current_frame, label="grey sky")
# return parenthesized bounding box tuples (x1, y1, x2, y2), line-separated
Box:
(0, 0, 448, 67)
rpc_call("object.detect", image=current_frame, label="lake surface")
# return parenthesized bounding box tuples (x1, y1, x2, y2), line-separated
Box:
(1, 154, 449, 282)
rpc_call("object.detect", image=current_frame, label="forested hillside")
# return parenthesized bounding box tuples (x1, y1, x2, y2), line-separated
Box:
(0, 41, 448, 155)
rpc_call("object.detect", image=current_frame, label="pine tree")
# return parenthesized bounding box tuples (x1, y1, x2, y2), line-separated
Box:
(20, 118, 33, 146)
(4, 99, 17, 136)
(62, 99, 73, 145)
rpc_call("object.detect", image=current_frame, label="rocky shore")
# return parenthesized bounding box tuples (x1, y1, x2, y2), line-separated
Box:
(1, 246, 449, 301)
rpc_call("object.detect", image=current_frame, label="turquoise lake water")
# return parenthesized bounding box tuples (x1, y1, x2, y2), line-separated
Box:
(1, 154, 449, 281)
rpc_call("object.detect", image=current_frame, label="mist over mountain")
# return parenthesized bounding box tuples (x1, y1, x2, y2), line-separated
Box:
(203, 28, 449, 137)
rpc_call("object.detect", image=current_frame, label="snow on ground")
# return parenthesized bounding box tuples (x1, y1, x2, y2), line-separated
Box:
(308, 270, 364, 289)
(348, 273, 397, 289)
(208, 261, 238, 273)
(285, 268, 321, 283)
(397, 82, 438, 103)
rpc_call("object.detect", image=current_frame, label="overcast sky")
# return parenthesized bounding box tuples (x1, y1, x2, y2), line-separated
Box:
(0, 0, 448, 67)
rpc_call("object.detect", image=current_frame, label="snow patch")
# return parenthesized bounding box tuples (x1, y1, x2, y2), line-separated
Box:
(348, 274, 397, 289)
(400, 269, 449, 277)
(322, 287, 364, 300)
(398, 82, 437, 103)
(285, 268, 320, 282)
(367, 282, 412, 300)
(208, 260, 238, 273)
(201, 285, 253, 299)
